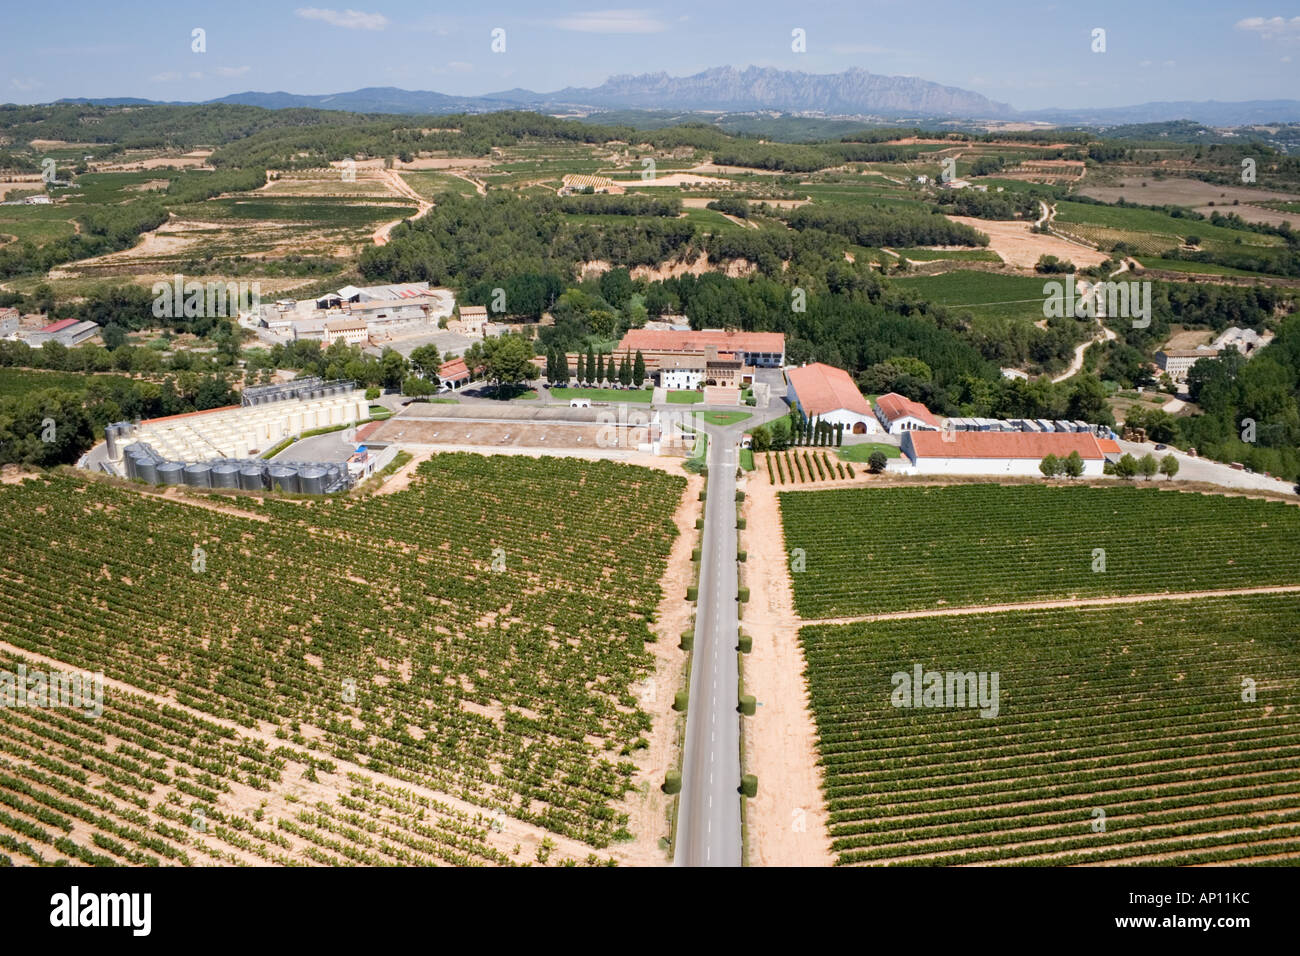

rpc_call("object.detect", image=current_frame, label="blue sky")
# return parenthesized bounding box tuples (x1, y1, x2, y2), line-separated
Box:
(4, 1, 1299, 110)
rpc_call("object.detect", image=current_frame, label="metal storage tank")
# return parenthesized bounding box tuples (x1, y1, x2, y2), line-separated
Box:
(157, 461, 185, 486)
(211, 463, 241, 489)
(238, 465, 266, 491)
(182, 462, 213, 488)
(268, 465, 299, 493)
(123, 453, 139, 481)
(288, 411, 304, 434)
(104, 424, 122, 462)
(298, 465, 327, 495)
(135, 457, 159, 485)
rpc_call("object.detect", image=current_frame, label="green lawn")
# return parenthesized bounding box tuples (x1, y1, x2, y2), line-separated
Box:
(667, 390, 703, 404)
(699, 410, 752, 426)
(551, 387, 652, 403)
(740, 448, 755, 471)
(838, 442, 902, 462)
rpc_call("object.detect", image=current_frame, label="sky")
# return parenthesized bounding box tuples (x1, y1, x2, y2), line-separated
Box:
(3, 1, 1299, 111)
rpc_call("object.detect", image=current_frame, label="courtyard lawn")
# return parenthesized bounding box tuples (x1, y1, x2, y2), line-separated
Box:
(838, 442, 902, 462)
(550, 387, 652, 403)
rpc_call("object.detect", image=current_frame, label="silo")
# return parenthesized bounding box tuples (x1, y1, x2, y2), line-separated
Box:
(288, 411, 304, 434)
(298, 465, 327, 495)
(157, 461, 185, 486)
(211, 463, 241, 489)
(238, 465, 266, 491)
(182, 462, 212, 488)
(268, 465, 299, 493)
(104, 424, 122, 462)
(134, 457, 159, 485)
(122, 452, 138, 481)
(300, 408, 318, 430)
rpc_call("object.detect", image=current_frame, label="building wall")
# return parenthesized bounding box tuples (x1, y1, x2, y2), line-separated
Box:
(906, 455, 1105, 477)
(788, 382, 880, 434)
(881, 414, 938, 435)
(662, 367, 703, 390)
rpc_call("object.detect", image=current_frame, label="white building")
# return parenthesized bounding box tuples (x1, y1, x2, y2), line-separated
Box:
(874, 392, 941, 434)
(785, 362, 879, 435)
(324, 319, 368, 347)
(659, 355, 705, 391)
(899, 430, 1113, 477)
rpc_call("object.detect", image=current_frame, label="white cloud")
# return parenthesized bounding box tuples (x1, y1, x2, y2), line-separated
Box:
(553, 9, 668, 33)
(295, 7, 389, 31)
(215, 66, 251, 78)
(1235, 16, 1300, 41)
(9, 77, 43, 92)
(150, 71, 182, 83)
(431, 61, 474, 75)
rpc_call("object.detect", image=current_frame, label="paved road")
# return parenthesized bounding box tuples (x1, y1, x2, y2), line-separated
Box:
(674, 426, 743, 867)
(673, 395, 790, 868)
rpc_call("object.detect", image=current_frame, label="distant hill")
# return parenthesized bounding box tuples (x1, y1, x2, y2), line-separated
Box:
(48, 66, 1300, 128)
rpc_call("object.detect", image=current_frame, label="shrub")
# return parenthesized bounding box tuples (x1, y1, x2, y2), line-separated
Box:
(741, 774, 758, 798)
(673, 691, 688, 713)
(740, 694, 756, 716)
(662, 771, 682, 795)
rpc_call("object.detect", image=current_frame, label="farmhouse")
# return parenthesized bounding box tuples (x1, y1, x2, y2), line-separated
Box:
(1212, 326, 1273, 356)
(324, 319, 369, 347)
(617, 329, 786, 377)
(456, 305, 490, 337)
(900, 430, 1110, 477)
(1156, 347, 1219, 382)
(786, 362, 879, 434)
(875, 392, 940, 434)
(659, 355, 705, 390)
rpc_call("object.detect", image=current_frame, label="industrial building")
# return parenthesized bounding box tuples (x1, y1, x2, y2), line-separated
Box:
(785, 362, 879, 434)
(899, 430, 1114, 477)
(26, 318, 100, 347)
(615, 329, 786, 371)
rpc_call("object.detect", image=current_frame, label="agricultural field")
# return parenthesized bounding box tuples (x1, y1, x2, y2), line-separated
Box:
(779, 484, 1300, 619)
(1052, 200, 1287, 260)
(765, 449, 853, 485)
(892, 272, 1051, 320)
(802, 594, 1300, 866)
(895, 247, 1002, 262)
(0, 368, 123, 398)
(0, 454, 686, 858)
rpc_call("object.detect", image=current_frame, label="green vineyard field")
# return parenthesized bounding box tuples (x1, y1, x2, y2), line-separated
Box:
(0, 454, 685, 858)
(779, 484, 1300, 619)
(801, 595, 1300, 866)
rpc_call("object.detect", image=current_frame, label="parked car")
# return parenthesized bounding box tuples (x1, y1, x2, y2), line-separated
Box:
(1154, 443, 1167, 450)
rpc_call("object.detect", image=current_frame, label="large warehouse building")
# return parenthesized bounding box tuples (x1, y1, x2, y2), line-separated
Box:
(785, 362, 879, 434)
(614, 329, 787, 371)
(899, 430, 1115, 477)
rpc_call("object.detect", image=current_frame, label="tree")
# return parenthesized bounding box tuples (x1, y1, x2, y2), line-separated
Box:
(585, 346, 596, 385)
(1138, 453, 1159, 480)
(619, 351, 632, 387)
(1062, 449, 1085, 478)
(555, 349, 570, 385)
(633, 350, 646, 388)
(1039, 453, 1061, 478)
(481, 334, 536, 386)
(749, 425, 772, 452)
(868, 451, 888, 473)
(1114, 453, 1138, 479)
(1159, 453, 1179, 480)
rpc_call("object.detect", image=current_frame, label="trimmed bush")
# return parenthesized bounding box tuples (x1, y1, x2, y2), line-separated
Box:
(740, 694, 756, 716)
(680, 631, 694, 651)
(673, 690, 689, 713)
(736, 517, 747, 530)
(692, 548, 701, 562)
(737, 550, 747, 562)
(686, 585, 698, 602)
(695, 518, 704, 529)
(699, 490, 707, 501)
(738, 587, 750, 603)
(738, 632, 753, 653)
(741, 774, 758, 798)
(735, 490, 745, 502)
(662, 771, 682, 795)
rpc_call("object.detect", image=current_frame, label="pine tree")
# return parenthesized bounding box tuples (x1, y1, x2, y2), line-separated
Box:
(585, 346, 596, 385)
(619, 351, 632, 386)
(557, 350, 569, 385)
(633, 350, 646, 388)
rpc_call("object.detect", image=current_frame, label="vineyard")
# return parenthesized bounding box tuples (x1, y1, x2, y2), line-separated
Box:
(765, 450, 853, 485)
(779, 484, 1300, 619)
(0, 454, 686, 861)
(801, 594, 1300, 866)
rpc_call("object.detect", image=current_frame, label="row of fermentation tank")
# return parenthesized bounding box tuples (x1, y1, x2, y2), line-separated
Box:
(120, 442, 349, 494)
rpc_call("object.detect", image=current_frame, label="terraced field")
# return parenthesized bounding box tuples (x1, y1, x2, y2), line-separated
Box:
(0, 454, 686, 859)
(780, 484, 1300, 619)
(802, 595, 1300, 866)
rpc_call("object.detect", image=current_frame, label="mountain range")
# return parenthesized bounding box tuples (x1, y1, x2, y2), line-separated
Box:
(54, 65, 1300, 127)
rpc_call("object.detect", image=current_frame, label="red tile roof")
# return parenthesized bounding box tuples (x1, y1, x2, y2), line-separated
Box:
(617, 328, 785, 355)
(875, 392, 940, 428)
(39, 318, 79, 334)
(908, 430, 1107, 460)
(438, 358, 470, 380)
(786, 363, 872, 417)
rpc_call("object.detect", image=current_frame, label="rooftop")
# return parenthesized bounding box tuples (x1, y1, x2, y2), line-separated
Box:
(786, 362, 872, 417)
(908, 430, 1107, 460)
(617, 328, 785, 355)
(875, 392, 940, 428)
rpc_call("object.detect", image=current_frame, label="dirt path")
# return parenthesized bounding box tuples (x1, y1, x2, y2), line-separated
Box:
(804, 583, 1300, 627)
(739, 472, 835, 866)
(372, 169, 434, 246)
